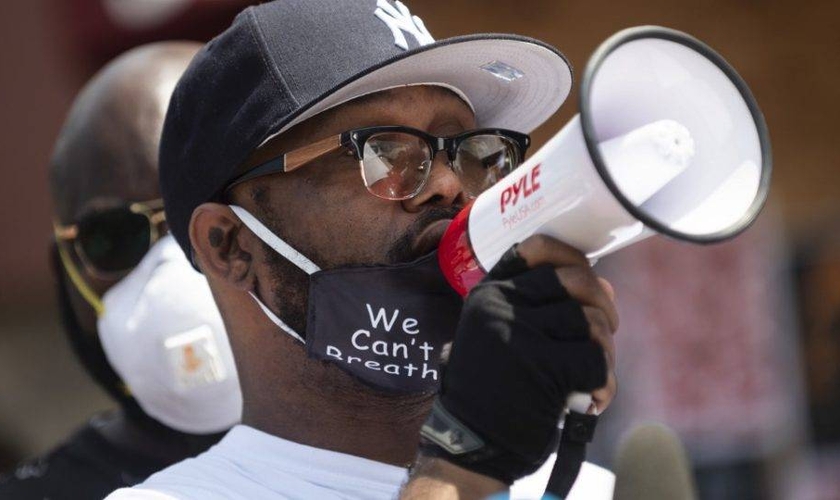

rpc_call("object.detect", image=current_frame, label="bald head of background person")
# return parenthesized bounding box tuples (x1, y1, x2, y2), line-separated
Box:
(50, 41, 194, 330)
(0, 41, 239, 500)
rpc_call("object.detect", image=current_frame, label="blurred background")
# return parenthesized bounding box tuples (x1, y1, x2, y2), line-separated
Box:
(0, 0, 837, 498)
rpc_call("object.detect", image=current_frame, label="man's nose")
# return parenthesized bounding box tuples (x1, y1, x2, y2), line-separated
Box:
(401, 154, 468, 212)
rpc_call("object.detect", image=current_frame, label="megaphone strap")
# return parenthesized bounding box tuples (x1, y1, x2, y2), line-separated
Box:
(545, 411, 599, 498)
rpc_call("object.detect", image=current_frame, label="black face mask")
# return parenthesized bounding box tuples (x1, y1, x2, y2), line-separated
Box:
(231, 206, 463, 394)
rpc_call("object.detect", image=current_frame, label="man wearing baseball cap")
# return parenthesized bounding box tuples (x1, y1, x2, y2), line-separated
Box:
(108, 1, 617, 498)
(0, 42, 243, 500)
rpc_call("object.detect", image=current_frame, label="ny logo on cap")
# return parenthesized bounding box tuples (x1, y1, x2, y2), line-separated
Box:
(374, 0, 434, 50)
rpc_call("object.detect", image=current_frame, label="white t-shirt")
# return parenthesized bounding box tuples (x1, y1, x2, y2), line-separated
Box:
(106, 425, 613, 500)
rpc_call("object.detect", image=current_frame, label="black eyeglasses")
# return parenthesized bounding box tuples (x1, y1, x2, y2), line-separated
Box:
(227, 126, 531, 200)
(53, 199, 166, 278)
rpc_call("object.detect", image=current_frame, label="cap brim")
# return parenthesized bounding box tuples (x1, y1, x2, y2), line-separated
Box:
(262, 34, 573, 145)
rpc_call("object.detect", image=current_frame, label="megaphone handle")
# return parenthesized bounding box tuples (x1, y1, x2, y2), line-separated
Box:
(544, 392, 598, 499)
(566, 392, 594, 414)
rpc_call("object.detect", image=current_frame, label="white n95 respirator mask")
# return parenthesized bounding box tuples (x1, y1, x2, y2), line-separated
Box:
(97, 234, 242, 434)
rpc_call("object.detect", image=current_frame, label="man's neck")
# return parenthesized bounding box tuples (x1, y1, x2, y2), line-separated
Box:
(240, 350, 434, 467)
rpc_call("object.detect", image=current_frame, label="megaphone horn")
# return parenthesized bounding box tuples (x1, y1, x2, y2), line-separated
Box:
(439, 25, 772, 297)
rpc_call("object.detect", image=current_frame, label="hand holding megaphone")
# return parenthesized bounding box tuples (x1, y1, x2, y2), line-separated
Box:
(436, 26, 770, 498)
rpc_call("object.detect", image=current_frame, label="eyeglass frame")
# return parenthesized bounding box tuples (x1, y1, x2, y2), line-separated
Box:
(53, 198, 167, 279)
(225, 126, 531, 199)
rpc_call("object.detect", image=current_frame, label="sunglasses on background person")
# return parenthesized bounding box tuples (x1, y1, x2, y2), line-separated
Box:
(227, 126, 531, 200)
(53, 199, 167, 279)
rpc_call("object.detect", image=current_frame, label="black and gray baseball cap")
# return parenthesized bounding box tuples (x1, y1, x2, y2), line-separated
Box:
(160, 0, 573, 259)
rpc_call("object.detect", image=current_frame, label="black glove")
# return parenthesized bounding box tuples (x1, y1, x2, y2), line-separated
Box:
(420, 245, 608, 485)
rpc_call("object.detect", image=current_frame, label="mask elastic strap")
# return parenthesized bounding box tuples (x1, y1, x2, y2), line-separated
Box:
(248, 292, 305, 344)
(229, 205, 312, 344)
(55, 242, 105, 317)
(229, 205, 320, 275)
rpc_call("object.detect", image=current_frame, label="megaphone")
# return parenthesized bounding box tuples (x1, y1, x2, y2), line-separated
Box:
(439, 26, 771, 498)
(439, 26, 772, 297)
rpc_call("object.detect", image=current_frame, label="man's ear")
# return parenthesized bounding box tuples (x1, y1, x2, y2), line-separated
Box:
(190, 203, 255, 290)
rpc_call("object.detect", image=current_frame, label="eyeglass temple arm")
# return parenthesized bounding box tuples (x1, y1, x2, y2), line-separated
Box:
(226, 134, 345, 191)
(284, 134, 344, 172)
(53, 222, 78, 241)
(129, 198, 165, 211)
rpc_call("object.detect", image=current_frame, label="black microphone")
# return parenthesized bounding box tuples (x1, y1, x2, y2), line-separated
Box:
(613, 423, 698, 500)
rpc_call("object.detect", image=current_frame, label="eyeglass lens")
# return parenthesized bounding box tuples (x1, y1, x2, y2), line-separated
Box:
(76, 208, 151, 273)
(454, 135, 518, 197)
(360, 132, 520, 200)
(362, 132, 432, 200)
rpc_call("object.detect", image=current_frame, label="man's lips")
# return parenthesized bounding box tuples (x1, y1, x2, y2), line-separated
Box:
(410, 219, 452, 260)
